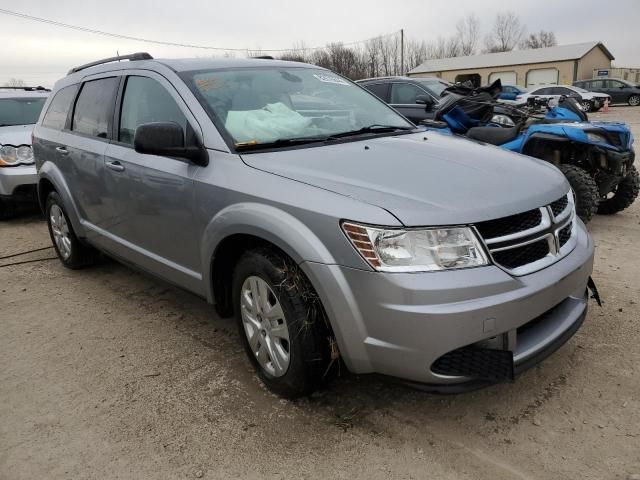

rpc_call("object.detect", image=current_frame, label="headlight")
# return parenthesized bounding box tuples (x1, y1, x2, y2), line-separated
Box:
(342, 222, 489, 272)
(586, 132, 607, 143)
(491, 114, 516, 127)
(0, 145, 19, 166)
(0, 145, 34, 166)
(16, 145, 34, 164)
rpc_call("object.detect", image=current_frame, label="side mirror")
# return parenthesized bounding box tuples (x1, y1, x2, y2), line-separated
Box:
(134, 122, 208, 166)
(416, 95, 434, 108)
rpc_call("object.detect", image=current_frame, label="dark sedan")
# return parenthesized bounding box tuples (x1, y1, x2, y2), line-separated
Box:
(573, 78, 640, 106)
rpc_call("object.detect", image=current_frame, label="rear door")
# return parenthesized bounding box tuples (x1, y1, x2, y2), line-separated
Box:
(102, 72, 203, 286)
(389, 82, 435, 123)
(63, 76, 120, 230)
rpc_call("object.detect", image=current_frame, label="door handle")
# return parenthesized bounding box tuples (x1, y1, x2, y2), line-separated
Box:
(105, 160, 125, 172)
(55, 146, 69, 155)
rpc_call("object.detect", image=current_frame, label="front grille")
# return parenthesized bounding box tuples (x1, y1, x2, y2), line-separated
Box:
(559, 223, 572, 247)
(475, 194, 574, 275)
(475, 208, 542, 240)
(550, 196, 568, 217)
(431, 347, 514, 381)
(492, 239, 550, 269)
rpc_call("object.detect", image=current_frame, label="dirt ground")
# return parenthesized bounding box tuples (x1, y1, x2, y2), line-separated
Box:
(1, 106, 639, 480)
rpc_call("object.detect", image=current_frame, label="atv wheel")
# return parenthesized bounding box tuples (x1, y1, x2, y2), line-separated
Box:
(558, 164, 599, 223)
(597, 165, 640, 215)
(629, 95, 640, 107)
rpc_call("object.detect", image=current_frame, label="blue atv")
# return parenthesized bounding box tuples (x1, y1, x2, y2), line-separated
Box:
(422, 80, 638, 223)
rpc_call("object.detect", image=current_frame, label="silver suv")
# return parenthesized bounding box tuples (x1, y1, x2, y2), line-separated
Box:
(33, 53, 595, 397)
(0, 86, 49, 218)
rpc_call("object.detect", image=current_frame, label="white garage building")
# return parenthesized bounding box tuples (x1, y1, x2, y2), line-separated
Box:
(407, 42, 614, 88)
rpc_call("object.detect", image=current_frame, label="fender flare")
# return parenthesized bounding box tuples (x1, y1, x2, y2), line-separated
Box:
(38, 162, 86, 238)
(200, 202, 337, 303)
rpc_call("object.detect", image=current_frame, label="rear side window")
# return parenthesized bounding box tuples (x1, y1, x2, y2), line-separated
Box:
(72, 77, 119, 139)
(118, 76, 187, 145)
(42, 85, 78, 130)
(364, 83, 389, 102)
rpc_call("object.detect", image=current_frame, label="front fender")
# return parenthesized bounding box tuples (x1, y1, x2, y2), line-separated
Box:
(38, 161, 86, 238)
(200, 202, 337, 303)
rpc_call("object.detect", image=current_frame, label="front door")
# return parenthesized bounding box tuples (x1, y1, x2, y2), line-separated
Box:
(102, 73, 204, 288)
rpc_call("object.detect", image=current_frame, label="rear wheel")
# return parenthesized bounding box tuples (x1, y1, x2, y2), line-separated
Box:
(232, 247, 333, 398)
(558, 164, 599, 223)
(598, 165, 640, 215)
(46, 192, 100, 269)
(628, 95, 640, 107)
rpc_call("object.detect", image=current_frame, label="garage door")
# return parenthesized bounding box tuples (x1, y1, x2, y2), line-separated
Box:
(526, 68, 559, 87)
(489, 71, 517, 85)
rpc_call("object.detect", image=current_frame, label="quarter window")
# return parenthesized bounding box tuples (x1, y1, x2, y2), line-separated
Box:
(72, 77, 119, 138)
(390, 83, 427, 104)
(119, 76, 187, 145)
(42, 85, 79, 130)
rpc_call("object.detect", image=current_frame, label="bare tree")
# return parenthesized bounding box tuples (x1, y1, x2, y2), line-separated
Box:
(456, 14, 480, 56)
(3, 78, 26, 87)
(484, 12, 525, 53)
(521, 31, 557, 49)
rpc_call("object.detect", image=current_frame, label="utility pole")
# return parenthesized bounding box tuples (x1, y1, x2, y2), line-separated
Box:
(400, 29, 404, 75)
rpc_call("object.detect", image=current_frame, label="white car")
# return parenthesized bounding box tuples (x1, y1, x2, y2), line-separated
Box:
(0, 87, 49, 218)
(515, 85, 611, 112)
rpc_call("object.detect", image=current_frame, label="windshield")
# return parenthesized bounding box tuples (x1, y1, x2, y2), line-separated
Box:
(414, 79, 451, 98)
(0, 97, 47, 126)
(183, 67, 413, 147)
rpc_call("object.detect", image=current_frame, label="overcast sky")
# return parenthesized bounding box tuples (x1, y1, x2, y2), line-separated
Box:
(0, 0, 638, 87)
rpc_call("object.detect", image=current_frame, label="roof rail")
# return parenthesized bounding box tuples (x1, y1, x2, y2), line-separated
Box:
(0, 86, 51, 92)
(67, 52, 153, 75)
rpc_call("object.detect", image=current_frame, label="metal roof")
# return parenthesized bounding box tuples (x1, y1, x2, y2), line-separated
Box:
(408, 42, 614, 75)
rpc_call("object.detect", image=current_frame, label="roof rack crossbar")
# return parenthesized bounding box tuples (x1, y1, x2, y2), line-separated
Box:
(0, 86, 51, 91)
(67, 52, 153, 75)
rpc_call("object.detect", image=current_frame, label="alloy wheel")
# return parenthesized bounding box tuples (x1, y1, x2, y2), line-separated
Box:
(240, 276, 291, 377)
(50, 204, 72, 259)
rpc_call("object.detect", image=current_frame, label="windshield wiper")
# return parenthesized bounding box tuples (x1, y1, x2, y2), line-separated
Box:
(235, 136, 327, 151)
(326, 124, 415, 140)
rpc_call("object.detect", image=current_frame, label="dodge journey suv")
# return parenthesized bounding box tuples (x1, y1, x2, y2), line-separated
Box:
(33, 53, 595, 397)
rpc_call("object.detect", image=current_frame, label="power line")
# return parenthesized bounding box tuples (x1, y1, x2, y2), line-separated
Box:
(0, 8, 399, 52)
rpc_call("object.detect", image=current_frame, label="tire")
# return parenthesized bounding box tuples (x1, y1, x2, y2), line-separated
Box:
(558, 164, 599, 224)
(580, 100, 593, 112)
(0, 197, 17, 220)
(629, 95, 640, 107)
(597, 165, 640, 215)
(45, 192, 100, 269)
(232, 247, 332, 398)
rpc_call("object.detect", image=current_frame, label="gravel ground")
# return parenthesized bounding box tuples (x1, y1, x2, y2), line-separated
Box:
(1, 106, 639, 480)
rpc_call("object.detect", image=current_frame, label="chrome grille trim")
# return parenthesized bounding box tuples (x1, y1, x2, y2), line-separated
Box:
(477, 193, 576, 276)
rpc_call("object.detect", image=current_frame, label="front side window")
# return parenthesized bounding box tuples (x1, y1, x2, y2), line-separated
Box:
(183, 67, 411, 147)
(414, 79, 451, 97)
(119, 76, 188, 145)
(72, 77, 119, 138)
(0, 97, 47, 127)
(390, 83, 427, 104)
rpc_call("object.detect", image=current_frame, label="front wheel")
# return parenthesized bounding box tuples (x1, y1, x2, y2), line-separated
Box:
(598, 165, 640, 215)
(558, 164, 599, 223)
(628, 95, 640, 107)
(232, 248, 333, 398)
(580, 100, 593, 112)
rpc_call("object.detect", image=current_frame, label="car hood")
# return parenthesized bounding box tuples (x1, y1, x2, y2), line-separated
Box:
(240, 132, 569, 226)
(584, 92, 609, 99)
(0, 125, 33, 146)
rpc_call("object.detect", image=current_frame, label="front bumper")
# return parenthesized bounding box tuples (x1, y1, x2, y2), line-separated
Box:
(0, 164, 37, 198)
(302, 219, 594, 388)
